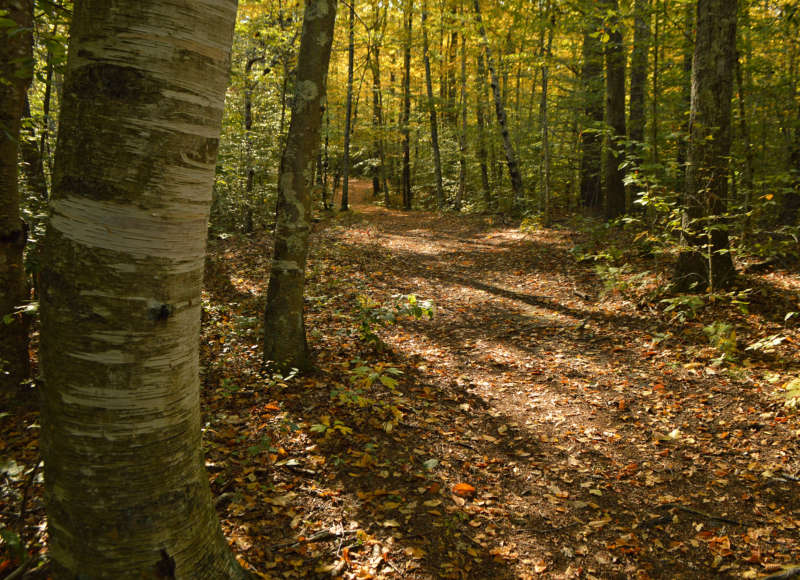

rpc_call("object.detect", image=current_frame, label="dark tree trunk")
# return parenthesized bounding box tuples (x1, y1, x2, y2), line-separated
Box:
(473, 0, 524, 205)
(370, 38, 388, 202)
(629, 0, 650, 153)
(243, 52, 263, 233)
(40, 22, 57, 176)
(21, 96, 50, 201)
(0, 0, 33, 393)
(676, 2, 694, 187)
(651, 0, 661, 165)
(341, 2, 355, 211)
(402, 0, 413, 210)
(539, 0, 554, 225)
(372, 50, 388, 200)
(580, 4, 604, 211)
(674, 0, 738, 291)
(263, 0, 338, 370)
(733, 0, 754, 219)
(322, 102, 331, 210)
(422, 0, 445, 209)
(455, 19, 468, 212)
(603, 0, 627, 220)
(475, 51, 491, 203)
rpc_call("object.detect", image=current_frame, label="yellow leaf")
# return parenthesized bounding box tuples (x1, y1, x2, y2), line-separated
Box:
(403, 547, 426, 559)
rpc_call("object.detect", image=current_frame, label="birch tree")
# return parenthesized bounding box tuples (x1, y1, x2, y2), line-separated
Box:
(39, 0, 249, 576)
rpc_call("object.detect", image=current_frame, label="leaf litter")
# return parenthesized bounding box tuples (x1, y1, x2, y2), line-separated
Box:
(1, 182, 798, 578)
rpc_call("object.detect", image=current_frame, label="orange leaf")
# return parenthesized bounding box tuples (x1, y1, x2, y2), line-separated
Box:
(452, 483, 476, 497)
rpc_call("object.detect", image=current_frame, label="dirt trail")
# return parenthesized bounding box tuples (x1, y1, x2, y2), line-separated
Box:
(303, 185, 799, 578)
(5, 181, 795, 579)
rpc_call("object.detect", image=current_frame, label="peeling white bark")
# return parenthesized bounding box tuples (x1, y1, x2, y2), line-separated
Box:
(40, 1, 246, 578)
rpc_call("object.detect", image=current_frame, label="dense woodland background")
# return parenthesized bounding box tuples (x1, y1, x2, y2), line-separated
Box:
(2, 0, 800, 578)
(13, 1, 800, 242)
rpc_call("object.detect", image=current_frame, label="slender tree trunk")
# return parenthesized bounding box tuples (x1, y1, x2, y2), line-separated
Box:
(651, 0, 660, 165)
(676, 2, 694, 187)
(40, 22, 57, 177)
(629, 0, 650, 156)
(323, 101, 331, 210)
(455, 20, 468, 212)
(473, 0, 524, 205)
(475, 50, 491, 203)
(370, 46, 388, 201)
(539, 0, 554, 226)
(422, 0, 445, 209)
(580, 4, 603, 211)
(735, 58, 755, 204)
(0, 0, 33, 394)
(341, 3, 355, 211)
(21, 96, 50, 201)
(280, 62, 289, 138)
(368, 3, 388, 202)
(603, 0, 627, 220)
(446, 19, 459, 122)
(402, 0, 413, 210)
(734, 1, 755, 208)
(40, 0, 248, 576)
(784, 99, 800, 224)
(263, 0, 338, 371)
(243, 53, 262, 233)
(674, 0, 738, 291)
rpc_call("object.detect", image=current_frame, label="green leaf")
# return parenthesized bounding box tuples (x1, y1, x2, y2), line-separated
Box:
(379, 375, 398, 389)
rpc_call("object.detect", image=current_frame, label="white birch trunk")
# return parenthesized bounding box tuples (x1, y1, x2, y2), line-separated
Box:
(40, 1, 247, 577)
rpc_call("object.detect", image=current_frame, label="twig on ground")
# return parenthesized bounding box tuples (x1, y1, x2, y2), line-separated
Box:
(762, 566, 800, 580)
(272, 529, 357, 549)
(656, 503, 753, 526)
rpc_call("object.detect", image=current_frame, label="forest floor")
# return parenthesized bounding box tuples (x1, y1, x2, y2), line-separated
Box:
(2, 181, 800, 579)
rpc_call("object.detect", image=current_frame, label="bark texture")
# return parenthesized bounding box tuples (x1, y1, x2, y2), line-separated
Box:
(39, 1, 247, 577)
(674, 0, 738, 290)
(579, 4, 603, 211)
(0, 0, 33, 392)
(603, 0, 627, 220)
(263, 0, 338, 371)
